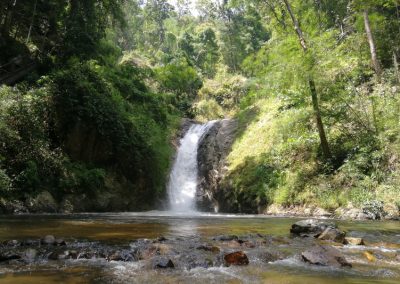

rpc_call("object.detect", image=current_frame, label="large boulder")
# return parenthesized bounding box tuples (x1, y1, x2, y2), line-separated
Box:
(290, 219, 336, 237)
(301, 245, 352, 268)
(197, 119, 238, 212)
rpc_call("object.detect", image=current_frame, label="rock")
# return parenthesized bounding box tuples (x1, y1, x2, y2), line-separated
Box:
(41, 235, 56, 245)
(335, 206, 369, 220)
(362, 201, 386, 220)
(383, 203, 399, 220)
(197, 119, 239, 212)
(157, 236, 167, 242)
(152, 257, 175, 269)
(48, 251, 61, 260)
(0, 198, 28, 214)
(317, 227, 346, 243)
(4, 239, 20, 247)
(224, 251, 249, 266)
(0, 252, 21, 262)
(55, 239, 67, 246)
(301, 245, 352, 268)
(344, 237, 365, 246)
(290, 219, 336, 236)
(196, 245, 220, 253)
(23, 248, 37, 262)
(258, 250, 285, 263)
(313, 208, 332, 218)
(62, 250, 77, 259)
(364, 251, 376, 262)
(107, 251, 124, 261)
(213, 235, 239, 242)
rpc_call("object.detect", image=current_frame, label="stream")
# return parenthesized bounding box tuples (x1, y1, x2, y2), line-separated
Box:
(0, 212, 399, 283)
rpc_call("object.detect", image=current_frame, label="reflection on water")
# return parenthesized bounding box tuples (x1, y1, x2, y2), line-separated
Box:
(0, 211, 399, 283)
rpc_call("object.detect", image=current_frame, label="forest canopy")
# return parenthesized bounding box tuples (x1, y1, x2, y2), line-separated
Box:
(0, 0, 399, 214)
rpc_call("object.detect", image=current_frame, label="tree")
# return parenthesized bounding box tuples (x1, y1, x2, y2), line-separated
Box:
(282, 0, 332, 160)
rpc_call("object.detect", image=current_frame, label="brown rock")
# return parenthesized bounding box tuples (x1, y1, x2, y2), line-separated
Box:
(224, 251, 249, 266)
(317, 227, 346, 243)
(343, 237, 365, 246)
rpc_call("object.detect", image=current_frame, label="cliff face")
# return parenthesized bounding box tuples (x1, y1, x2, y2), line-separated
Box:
(197, 119, 238, 212)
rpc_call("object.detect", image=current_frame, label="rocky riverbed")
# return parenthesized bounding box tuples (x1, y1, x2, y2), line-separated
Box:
(1, 218, 399, 283)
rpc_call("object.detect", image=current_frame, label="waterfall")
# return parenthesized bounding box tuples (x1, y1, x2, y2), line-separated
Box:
(168, 122, 215, 212)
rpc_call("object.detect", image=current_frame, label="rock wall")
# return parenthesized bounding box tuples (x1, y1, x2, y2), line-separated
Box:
(197, 119, 238, 212)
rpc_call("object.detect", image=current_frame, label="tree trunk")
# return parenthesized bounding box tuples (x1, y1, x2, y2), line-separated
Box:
(394, 51, 400, 84)
(282, 0, 332, 160)
(26, 0, 38, 43)
(363, 9, 382, 80)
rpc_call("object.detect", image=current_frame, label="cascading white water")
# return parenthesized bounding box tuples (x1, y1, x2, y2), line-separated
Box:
(168, 122, 215, 212)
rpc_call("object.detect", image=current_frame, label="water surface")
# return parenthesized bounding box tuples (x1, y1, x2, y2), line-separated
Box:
(0, 212, 399, 283)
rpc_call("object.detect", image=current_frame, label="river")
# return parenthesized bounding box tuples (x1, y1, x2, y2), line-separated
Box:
(0, 212, 399, 283)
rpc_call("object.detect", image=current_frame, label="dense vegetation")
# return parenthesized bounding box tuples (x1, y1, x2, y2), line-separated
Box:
(0, 0, 399, 214)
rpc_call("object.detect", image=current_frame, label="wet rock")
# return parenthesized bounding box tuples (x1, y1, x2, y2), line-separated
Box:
(344, 237, 365, 246)
(197, 119, 239, 212)
(107, 251, 124, 261)
(23, 248, 37, 262)
(0, 252, 21, 262)
(21, 239, 38, 246)
(55, 238, 67, 246)
(364, 251, 376, 262)
(178, 252, 213, 269)
(317, 227, 346, 243)
(213, 235, 239, 242)
(4, 239, 20, 247)
(196, 244, 220, 253)
(48, 251, 62, 260)
(301, 245, 352, 268)
(224, 251, 249, 266)
(290, 219, 336, 236)
(156, 236, 168, 242)
(41, 235, 56, 245)
(256, 250, 285, 263)
(152, 257, 175, 269)
(64, 250, 79, 259)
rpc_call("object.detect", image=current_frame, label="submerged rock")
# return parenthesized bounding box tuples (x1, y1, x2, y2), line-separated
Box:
(301, 245, 352, 268)
(290, 219, 336, 237)
(224, 251, 249, 266)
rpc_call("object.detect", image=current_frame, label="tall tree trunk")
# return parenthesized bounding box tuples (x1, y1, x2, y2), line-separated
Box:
(394, 51, 400, 84)
(282, 0, 332, 160)
(363, 9, 382, 80)
(26, 0, 38, 43)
